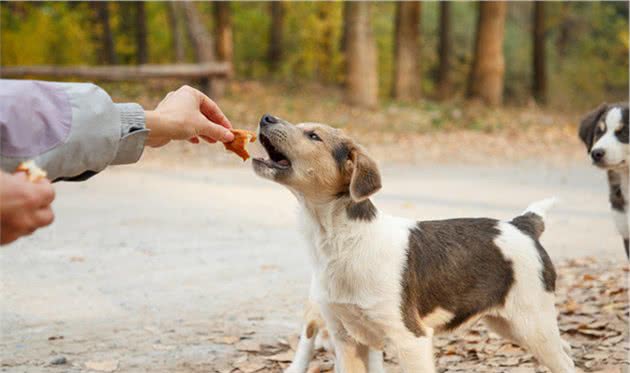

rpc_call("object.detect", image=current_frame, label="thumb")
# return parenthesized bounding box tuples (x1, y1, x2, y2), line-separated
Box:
(195, 114, 234, 142)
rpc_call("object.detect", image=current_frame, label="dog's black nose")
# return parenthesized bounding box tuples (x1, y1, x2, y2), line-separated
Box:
(591, 149, 605, 163)
(260, 114, 278, 127)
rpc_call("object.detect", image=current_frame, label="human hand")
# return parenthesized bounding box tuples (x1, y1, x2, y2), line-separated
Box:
(144, 85, 234, 148)
(0, 171, 55, 245)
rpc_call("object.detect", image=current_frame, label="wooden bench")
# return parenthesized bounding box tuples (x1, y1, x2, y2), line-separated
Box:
(0, 63, 231, 98)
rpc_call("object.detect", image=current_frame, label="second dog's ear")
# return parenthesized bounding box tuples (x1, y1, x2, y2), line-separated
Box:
(579, 103, 607, 151)
(348, 146, 382, 202)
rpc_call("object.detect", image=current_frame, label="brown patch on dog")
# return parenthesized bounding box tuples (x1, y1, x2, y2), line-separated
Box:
(579, 103, 608, 152)
(348, 147, 382, 202)
(306, 320, 317, 339)
(510, 213, 557, 292)
(401, 219, 514, 336)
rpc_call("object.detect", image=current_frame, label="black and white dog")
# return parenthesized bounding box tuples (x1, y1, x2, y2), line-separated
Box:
(579, 103, 629, 257)
(253, 115, 574, 373)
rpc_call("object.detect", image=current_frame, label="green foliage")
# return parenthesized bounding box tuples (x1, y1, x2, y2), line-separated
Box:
(1, 1, 627, 110)
(548, 2, 629, 108)
(1, 2, 96, 65)
(283, 1, 344, 83)
(232, 2, 270, 78)
(146, 2, 174, 64)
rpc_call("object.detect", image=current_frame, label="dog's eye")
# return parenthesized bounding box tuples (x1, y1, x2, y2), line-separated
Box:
(307, 132, 322, 142)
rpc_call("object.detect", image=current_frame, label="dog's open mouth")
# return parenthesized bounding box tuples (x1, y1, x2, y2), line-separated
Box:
(255, 134, 291, 170)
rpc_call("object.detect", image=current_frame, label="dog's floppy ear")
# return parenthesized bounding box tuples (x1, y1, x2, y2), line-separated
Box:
(347, 146, 382, 202)
(579, 103, 607, 151)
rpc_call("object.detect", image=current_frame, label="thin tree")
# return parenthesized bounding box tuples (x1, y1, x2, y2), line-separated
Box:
(467, 1, 507, 106)
(392, 1, 421, 101)
(179, 1, 215, 63)
(436, 1, 451, 99)
(345, 2, 378, 108)
(556, 2, 571, 59)
(532, 1, 546, 103)
(268, 1, 284, 73)
(167, 1, 185, 62)
(214, 2, 233, 65)
(95, 2, 117, 64)
(340, 2, 351, 54)
(135, 1, 148, 64)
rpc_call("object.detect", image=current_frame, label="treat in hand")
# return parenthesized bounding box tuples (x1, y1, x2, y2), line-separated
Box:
(15, 160, 47, 182)
(223, 129, 257, 161)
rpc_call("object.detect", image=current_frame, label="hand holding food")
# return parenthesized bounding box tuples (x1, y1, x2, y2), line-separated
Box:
(14, 160, 48, 182)
(1, 163, 55, 245)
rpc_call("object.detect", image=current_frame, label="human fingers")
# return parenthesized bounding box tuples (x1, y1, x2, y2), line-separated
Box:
(33, 207, 55, 227)
(31, 181, 55, 207)
(193, 114, 234, 143)
(199, 135, 217, 144)
(193, 89, 232, 129)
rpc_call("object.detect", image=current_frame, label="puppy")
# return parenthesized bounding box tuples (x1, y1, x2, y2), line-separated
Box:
(254, 115, 574, 373)
(579, 103, 629, 257)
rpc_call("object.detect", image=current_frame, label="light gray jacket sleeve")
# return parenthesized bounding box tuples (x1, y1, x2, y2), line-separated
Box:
(0, 79, 149, 181)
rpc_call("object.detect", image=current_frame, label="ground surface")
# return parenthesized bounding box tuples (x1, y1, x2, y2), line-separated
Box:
(1, 151, 627, 373)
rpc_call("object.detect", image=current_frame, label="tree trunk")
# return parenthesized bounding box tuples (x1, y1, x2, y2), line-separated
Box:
(135, 1, 148, 64)
(436, 1, 451, 99)
(167, 1, 185, 63)
(95, 2, 117, 65)
(340, 2, 351, 54)
(345, 2, 378, 108)
(267, 1, 284, 73)
(214, 2, 233, 65)
(467, 1, 507, 106)
(180, 1, 215, 62)
(392, 1, 421, 101)
(556, 2, 571, 59)
(532, 1, 546, 104)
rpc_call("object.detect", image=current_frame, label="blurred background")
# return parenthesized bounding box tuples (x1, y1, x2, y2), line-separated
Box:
(1, 2, 628, 372)
(2, 1, 628, 108)
(3, 1, 628, 164)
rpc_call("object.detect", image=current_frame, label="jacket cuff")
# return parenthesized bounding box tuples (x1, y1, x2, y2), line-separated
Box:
(112, 103, 149, 165)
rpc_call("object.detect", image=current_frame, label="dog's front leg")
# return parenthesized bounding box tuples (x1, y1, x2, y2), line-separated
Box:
(285, 322, 318, 373)
(394, 331, 436, 373)
(320, 305, 369, 373)
(332, 337, 370, 373)
(367, 349, 385, 373)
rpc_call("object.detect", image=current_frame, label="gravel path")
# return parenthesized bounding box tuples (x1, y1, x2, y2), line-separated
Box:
(0, 160, 625, 372)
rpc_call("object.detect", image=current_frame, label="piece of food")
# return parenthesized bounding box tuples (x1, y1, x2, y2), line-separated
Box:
(223, 129, 257, 161)
(15, 160, 47, 182)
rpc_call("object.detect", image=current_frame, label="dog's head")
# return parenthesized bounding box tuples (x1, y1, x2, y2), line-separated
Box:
(253, 114, 381, 203)
(579, 103, 629, 169)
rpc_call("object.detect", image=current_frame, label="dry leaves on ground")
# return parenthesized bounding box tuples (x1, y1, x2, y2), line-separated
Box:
(213, 258, 627, 373)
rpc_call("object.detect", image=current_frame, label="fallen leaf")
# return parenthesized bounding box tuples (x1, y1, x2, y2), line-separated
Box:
(265, 351, 294, 362)
(85, 360, 118, 372)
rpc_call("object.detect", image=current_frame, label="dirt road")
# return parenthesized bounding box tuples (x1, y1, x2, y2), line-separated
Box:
(0, 160, 623, 372)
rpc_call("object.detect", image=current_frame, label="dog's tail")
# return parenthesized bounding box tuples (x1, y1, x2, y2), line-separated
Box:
(512, 197, 558, 239)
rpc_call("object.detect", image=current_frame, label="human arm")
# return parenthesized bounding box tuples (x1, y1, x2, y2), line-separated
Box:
(0, 80, 233, 181)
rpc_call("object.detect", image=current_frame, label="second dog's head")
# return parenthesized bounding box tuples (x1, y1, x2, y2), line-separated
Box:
(579, 103, 629, 169)
(253, 114, 381, 204)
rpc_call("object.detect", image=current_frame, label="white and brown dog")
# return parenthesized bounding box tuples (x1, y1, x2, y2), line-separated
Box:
(579, 103, 629, 257)
(253, 115, 574, 373)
